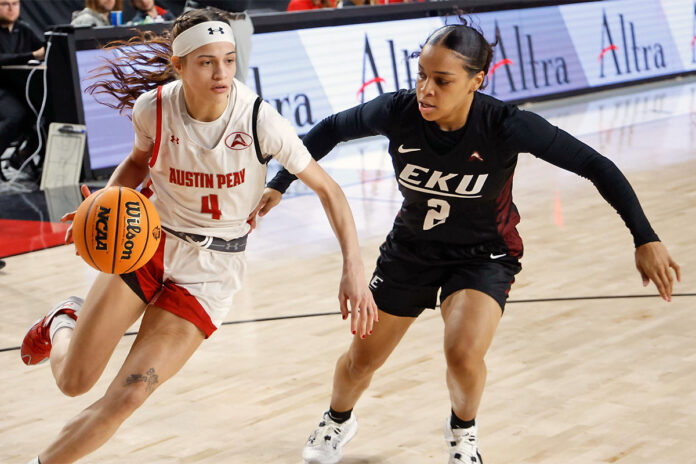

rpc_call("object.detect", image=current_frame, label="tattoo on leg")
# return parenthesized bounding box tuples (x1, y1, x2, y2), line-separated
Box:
(125, 367, 159, 393)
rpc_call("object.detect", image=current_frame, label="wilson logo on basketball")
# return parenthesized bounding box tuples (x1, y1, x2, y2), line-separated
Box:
(225, 132, 252, 150)
(94, 206, 110, 251)
(121, 202, 142, 260)
(74, 186, 161, 274)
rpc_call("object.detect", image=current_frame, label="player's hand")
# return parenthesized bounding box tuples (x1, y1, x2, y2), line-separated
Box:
(338, 260, 379, 338)
(635, 241, 681, 302)
(247, 188, 282, 231)
(60, 184, 93, 246)
(32, 47, 45, 60)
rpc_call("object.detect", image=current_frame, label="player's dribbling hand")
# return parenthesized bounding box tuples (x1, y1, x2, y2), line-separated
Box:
(60, 184, 93, 247)
(247, 188, 282, 231)
(338, 260, 379, 338)
(635, 241, 681, 302)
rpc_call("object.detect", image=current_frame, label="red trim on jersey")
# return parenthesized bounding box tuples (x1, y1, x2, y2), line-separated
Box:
(127, 233, 217, 338)
(140, 179, 154, 198)
(495, 174, 523, 257)
(149, 86, 163, 168)
(154, 285, 217, 338)
(131, 233, 167, 299)
(505, 276, 517, 296)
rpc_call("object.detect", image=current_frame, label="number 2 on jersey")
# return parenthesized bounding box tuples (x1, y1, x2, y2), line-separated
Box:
(423, 198, 450, 230)
(201, 194, 222, 220)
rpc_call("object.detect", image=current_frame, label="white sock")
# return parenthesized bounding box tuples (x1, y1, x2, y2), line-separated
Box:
(49, 314, 76, 342)
(27, 457, 40, 464)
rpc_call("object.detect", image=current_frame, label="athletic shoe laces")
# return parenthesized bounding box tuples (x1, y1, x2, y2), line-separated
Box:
(450, 427, 478, 461)
(310, 417, 349, 449)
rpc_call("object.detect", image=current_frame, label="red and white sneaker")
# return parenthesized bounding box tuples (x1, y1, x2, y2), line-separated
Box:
(21, 296, 83, 366)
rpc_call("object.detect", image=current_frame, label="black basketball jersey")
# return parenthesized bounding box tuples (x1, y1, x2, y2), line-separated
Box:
(268, 90, 659, 254)
(380, 90, 524, 254)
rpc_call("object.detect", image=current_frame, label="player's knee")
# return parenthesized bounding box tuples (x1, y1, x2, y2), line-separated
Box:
(444, 343, 484, 375)
(56, 370, 99, 397)
(106, 386, 150, 417)
(119, 388, 150, 413)
(345, 351, 381, 380)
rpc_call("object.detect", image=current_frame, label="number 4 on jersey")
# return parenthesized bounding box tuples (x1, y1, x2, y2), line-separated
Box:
(201, 194, 222, 220)
(423, 198, 450, 230)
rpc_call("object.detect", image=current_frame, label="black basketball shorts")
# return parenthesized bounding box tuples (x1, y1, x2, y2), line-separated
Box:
(368, 230, 522, 318)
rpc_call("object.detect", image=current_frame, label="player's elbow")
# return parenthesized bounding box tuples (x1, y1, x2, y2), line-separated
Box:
(314, 176, 343, 206)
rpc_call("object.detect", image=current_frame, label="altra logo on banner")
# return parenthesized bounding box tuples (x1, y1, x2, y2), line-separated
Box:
(598, 10, 667, 78)
(487, 19, 572, 97)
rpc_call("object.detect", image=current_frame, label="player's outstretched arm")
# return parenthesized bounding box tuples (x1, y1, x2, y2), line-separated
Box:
(635, 241, 681, 302)
(295, 159, 379, 338)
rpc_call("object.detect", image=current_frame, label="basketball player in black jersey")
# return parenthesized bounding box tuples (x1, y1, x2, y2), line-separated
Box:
(250, 22, 681, 464)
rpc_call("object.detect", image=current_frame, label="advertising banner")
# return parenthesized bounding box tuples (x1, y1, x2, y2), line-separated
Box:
(246, 0, 696, 134)
(453, 7, 588, 101)
(560, 0, 681, 86)
(660, 0, 696, 72)
(77, 0, 696, 171)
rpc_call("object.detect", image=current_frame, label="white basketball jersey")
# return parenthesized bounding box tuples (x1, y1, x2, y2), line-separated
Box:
(147, 80, 271, 240)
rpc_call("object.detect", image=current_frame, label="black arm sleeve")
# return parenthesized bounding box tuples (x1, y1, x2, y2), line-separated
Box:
(266, 92, 395, 193)
(0, 51, 34, 66)
(504, 110, 659, 247)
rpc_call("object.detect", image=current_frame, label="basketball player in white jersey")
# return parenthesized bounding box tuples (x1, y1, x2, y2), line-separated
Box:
(19, 8, 378, 464)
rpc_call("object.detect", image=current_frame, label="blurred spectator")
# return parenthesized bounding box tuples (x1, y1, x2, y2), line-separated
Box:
(340, 1, 366, 6)
(287, 0, 335, 11)
(227, 11, 253, 84)
(0, 0, 42, 66)
(0, 0, 44, 169)
(128, 0, 174, 25)
(351, 0, 423, 4)
(72, 0, 123, 27)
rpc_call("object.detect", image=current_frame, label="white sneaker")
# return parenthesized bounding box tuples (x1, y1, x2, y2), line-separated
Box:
(302, 411, 358, 464)
(444, 419, 483, 464)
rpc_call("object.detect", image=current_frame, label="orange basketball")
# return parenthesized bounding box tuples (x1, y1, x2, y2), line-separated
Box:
(72, 186, 161, 274)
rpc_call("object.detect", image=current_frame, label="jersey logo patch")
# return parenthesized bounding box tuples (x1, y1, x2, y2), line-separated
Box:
(225, 132, 253, 150)
(398, 163, 489, 198)
(170, 135, 179, 144)
(369, 275, 383, 290)
(397, 144, 421, 154)
(468, 151, 483, 162)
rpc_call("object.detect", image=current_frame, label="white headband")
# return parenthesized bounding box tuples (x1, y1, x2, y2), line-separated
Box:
(171, 21, 236, 57)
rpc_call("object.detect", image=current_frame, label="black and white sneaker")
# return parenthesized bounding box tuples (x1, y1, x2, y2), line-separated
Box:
(302, 411, 358, 464)
(444, 419, 483, 463)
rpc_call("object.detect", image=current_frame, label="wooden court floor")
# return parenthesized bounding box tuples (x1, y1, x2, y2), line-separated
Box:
(0, 79, 694, 463)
